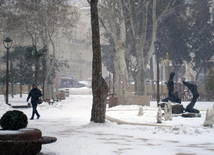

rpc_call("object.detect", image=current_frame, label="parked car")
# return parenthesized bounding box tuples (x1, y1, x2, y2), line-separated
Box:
(59, 78, 85, 88)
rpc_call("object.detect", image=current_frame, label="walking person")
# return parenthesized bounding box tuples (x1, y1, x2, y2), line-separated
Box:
(27, 84, 42, 120)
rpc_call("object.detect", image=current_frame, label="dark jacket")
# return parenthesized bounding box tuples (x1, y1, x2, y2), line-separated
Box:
(27, 88, 42, 104)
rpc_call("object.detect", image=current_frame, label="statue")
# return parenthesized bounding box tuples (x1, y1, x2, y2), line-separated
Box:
(167, 72, 175, 98)
(182, 81, 200, 113)
(164, 101, 172, 121)
(162, 72, 181, 103)
(203, 105, 214, 126)
(157, 106, 162, 123)
(138, 107, 143, 116)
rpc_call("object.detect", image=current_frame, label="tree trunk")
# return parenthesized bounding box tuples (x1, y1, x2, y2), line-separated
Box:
(90, 0, 108, 123)
(135, 42, 147, 96)
(44, 81, 52, 99)
(43, 55, 54, 100)
(114, 47, 129, 96)
(44, 37, 56, 99)
(113, 59, 122, 94)
(35, 56, 39, 85)
(150, 57, 155, 95)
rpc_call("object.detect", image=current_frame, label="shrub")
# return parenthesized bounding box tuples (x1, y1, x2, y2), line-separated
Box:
(0, 110, 28, 130)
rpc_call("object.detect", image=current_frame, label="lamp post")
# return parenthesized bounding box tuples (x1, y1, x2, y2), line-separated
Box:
(42, 48, 47, 98)
(3, 37, 13, 105)
(154, 41, 160, 106)
(165, 52, 169, 80)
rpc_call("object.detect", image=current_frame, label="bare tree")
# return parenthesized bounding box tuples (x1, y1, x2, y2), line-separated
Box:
(99, 0, 130, 100)
(99, 0, 184, 96)
(0, 0, 79, 99)
(89, 0, 108, 123)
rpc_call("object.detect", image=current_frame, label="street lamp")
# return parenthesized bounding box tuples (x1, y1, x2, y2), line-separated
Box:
(3, 37, 13, 105)
(154, 41, 161, 106)
(42, 47, 47, 98)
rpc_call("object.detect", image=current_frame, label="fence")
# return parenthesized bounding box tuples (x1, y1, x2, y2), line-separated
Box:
(0, 85, 29, 95)
(114, 84, 214, 102)
(147, 93, 214, 101)
(2, 83, 214, 101)
(147, 88, 214, 101)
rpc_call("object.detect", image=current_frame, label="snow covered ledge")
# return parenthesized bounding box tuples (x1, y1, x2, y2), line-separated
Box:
(0, 128, 57, 155)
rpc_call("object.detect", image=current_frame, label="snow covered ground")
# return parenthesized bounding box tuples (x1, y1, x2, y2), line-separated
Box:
(0, 87, 214, 155)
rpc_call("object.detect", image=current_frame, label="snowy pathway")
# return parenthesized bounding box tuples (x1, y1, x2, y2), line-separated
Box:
(1, 92, 214, 155)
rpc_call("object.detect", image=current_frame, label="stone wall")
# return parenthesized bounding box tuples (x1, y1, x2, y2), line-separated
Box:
(108, 95, 150, 108)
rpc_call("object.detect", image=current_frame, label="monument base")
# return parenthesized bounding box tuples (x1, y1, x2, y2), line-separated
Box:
(158, 102, 185, 114)
(182, 113, 201, 118)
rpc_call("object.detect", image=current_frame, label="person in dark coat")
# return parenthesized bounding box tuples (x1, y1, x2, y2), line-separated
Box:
(27, 84, 42, 120)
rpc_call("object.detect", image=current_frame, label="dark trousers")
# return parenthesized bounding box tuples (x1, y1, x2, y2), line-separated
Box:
(31, 103, 40, 119)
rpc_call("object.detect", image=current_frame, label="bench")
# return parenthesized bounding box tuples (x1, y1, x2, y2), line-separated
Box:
(43, 99, 54, 105)
(11, 103, 31, 108)
(52, 95, 61, 102)
(43, 95, 61, 105)
(47, 96, 61, 105)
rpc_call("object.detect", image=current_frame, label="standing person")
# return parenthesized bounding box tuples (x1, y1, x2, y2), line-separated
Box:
(27, 84, 42, 120)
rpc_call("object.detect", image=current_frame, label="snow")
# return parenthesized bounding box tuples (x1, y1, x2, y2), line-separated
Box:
(0, 87, 214, 155)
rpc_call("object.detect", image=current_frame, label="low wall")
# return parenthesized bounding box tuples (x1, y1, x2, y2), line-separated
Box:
(108, 95, 150, 108)
(0, 85, 42, 95)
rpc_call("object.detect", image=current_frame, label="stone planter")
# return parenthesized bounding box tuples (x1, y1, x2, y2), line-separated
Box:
(0, 128, 57, 155)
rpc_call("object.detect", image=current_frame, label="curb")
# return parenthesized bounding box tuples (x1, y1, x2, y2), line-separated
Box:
(105, 115, 171, 127)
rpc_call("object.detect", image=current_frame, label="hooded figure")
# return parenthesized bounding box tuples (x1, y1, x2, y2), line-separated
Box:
(27, 84, 42, 120)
